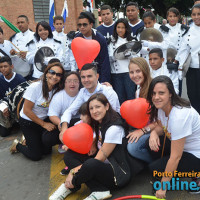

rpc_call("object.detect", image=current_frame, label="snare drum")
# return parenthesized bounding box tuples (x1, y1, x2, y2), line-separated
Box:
(11, 55, 32, 77)
(8, 81, 32, 120)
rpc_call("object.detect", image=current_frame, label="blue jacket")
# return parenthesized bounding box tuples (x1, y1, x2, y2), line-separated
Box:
(75, 29, 111, 83)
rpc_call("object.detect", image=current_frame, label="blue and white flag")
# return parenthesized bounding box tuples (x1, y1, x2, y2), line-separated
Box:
(61, 0, 68, 23)
(49, 0, 55, 31)
(86, 0, 93, 12)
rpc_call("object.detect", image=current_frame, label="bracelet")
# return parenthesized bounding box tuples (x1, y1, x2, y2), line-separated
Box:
(100, 148, 108, 159)
(141, 128, 145, 134)
(70, 169, 75, 175)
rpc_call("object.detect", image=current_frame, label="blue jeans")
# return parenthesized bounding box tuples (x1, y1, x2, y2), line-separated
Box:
(111, 73, 135, 105)
(127, 132, 153, 163)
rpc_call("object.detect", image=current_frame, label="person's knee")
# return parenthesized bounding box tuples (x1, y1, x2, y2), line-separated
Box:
(127, 142, 137, 156)
(42, 132, 52, 146)
(0, 126, 11, 137)
(82, 158, 99, 171)
(30, 153, 43, 161)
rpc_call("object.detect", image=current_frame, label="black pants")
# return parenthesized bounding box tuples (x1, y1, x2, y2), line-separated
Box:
(17, 117, 51, 161)
(186, 68, 200, 114)
(42, 118, 80, 149)
(147, 135, 200, 174)
(149, 152, 200, 174)
(64, 150, 116, 192)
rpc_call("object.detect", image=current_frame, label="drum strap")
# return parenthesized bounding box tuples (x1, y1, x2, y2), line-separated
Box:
(0, 48, 9, 57)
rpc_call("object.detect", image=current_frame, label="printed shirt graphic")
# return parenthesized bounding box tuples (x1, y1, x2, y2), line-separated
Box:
(20, 81, 53, 121)
(37, 101, 50, 108)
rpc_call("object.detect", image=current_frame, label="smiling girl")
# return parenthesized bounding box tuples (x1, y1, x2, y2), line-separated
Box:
(49, 93, 131, 200)
(108, 18, 136, 104)
(127, 57, 155, 163)
(10, 62, 64, 161)
(146, 75, 200, 199)
(26, 21, 63, 79)
(175, 3, 200, 115)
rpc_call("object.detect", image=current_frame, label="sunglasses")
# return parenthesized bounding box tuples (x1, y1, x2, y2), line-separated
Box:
(48, 69, 62, 77)
(77, 23, 89, 28)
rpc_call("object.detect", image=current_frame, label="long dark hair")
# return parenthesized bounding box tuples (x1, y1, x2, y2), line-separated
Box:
(87, 93, 120, 126)
(113, 18, 133, 42)
(42, 62, 65, 101)
(147, 76, 190, 122)
(34, 21, 53, 42)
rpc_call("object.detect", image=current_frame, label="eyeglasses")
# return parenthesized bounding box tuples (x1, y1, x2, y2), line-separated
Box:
(77, 23, 89, 28)
(48, 69, 63, 77)
(65, 79, 79, 84)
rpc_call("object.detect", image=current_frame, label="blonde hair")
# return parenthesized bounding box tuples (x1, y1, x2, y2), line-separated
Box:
(129, 57, 152, 99)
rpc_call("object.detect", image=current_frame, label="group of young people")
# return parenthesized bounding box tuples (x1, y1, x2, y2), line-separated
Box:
(0, 1, 200, 200)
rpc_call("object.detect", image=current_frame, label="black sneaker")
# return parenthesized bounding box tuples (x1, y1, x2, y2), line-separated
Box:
(189, 178, 200, 194)
(60, 166, 70, 175)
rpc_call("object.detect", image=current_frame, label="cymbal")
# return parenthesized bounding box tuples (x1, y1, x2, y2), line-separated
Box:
(34, 46, 55, 72)
(140, 28, 163, 42)
(167, 48, 177, 63)
(114, 41, 142, 60)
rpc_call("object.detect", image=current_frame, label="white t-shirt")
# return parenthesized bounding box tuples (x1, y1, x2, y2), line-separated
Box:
(97, 125, 125, 149)
(97, 125, 125, 163)
(48, 89, 79, 119)
(158, 106, 200, 159)
(20, 81, 53, 120)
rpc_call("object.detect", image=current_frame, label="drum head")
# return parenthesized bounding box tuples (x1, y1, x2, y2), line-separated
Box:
(114, 41, 142, 60)
(34, 46, 55, 72)
(11, 55, 32, 77)
(8, 81, 32, 121)
(140, 28, 163, 42)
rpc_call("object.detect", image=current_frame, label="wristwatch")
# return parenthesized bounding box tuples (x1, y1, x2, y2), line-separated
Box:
(144, 126, 151, 133)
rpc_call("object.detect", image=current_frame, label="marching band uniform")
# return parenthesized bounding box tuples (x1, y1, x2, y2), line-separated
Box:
(10, 29, 34, 52)
(96, 22, 115, 41)
(75, 29, 111, 83)
(175, 24, 200, 114)
(108, 36, 136, 104)
(0, 72, 25, 136)
(10, 29, 34, 78)
(0, 40, 12, 57)
(26, 37, 63, 79)
(53, 30, 78, 72)
(138, 25, 168, 64)
(150, 63, 179, 94)
(129, 20, 144, 36)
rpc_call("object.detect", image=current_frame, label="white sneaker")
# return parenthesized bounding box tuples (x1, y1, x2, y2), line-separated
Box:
(83, 191, 112, 200)
(49, 183, 72, 200)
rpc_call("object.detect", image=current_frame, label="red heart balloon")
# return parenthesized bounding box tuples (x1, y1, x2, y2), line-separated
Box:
(63, 123, 93, 154)
(71, 37, 100, 70)
(120, 98, 150, 129)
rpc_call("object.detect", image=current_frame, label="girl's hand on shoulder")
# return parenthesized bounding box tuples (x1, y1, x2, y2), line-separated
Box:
(101, 82, 112, 87)
(126, 129, 144, 143)
(43, 122, 56, 131)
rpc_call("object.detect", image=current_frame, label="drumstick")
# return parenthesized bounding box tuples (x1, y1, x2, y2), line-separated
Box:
(10, 41, 22, 52)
